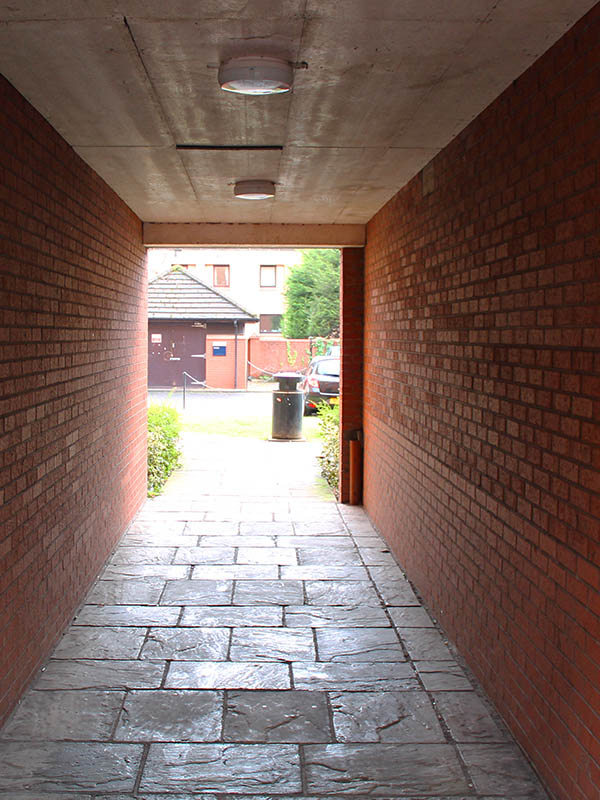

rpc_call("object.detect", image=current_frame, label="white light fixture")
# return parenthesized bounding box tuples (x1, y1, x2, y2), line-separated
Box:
(234, 180, 276, 200)
(219, 56, 293, 95)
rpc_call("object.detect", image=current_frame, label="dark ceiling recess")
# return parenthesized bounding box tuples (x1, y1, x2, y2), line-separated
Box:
(176, 144, 284, 151)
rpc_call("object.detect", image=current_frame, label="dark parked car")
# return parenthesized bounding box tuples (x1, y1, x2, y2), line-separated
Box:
(300, 356, 340, 414)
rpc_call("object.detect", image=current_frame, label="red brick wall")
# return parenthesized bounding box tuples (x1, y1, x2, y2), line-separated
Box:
(363, 8, 600, 800)
(340, 248, 364, 503)
(0, 75, 147, 724)
(247, 337, 316, 378)
(206, 334, 248, 389)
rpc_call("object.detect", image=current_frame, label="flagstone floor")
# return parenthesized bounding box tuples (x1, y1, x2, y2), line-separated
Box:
(0, 432, 549, 799)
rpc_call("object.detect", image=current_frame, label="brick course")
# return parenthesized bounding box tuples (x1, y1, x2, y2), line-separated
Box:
(0, 75, 147, 724)
(363, 7, 600, 800)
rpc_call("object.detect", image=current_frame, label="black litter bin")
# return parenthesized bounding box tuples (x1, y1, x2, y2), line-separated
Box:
(271, 372, 303, 440)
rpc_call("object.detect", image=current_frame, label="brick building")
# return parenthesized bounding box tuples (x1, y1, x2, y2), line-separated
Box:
(1, 4, 600, 799)
(148, 268, 257, 389)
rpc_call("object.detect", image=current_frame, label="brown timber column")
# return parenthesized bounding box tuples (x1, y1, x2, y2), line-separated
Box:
(339, 247, 364, 503)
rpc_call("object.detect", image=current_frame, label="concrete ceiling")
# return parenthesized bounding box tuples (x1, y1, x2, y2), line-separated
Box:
(0, 1, 595, 226)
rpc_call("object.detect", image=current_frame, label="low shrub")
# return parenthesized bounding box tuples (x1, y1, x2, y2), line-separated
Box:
(147, 403, 182, 496)
(317, 402, 339, 497)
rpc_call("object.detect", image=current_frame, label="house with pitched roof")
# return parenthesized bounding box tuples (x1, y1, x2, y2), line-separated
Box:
(148, 268, 257, 389)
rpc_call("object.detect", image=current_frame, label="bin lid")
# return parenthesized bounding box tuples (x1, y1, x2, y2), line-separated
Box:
(274, 372, 302, 391)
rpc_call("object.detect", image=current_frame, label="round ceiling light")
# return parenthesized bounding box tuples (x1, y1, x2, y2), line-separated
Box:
(218, 56, 293, 95)
(234, 180, 276, 200)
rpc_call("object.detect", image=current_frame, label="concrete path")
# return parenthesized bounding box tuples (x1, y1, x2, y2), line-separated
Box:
(0, 432, 549, 799)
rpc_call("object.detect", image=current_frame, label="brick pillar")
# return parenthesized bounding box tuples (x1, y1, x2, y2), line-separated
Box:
(340, 247, 364, 503)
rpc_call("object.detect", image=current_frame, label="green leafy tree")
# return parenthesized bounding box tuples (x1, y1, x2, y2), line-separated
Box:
(282, 249, 340, 338)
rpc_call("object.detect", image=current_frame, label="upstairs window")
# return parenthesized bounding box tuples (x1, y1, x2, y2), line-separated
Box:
(213, 264, 230, 288)
(260, 314, 282, 333)
(260, 265, 277, 287)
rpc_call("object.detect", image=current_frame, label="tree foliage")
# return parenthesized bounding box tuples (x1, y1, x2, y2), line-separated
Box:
(282, 249, 340, 338)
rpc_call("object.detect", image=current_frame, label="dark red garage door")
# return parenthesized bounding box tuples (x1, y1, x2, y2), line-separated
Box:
(148, 322, 206, 387)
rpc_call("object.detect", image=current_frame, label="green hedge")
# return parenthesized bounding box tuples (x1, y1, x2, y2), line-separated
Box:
(317, 402, 339, 497)
(147, 403, 182, 496)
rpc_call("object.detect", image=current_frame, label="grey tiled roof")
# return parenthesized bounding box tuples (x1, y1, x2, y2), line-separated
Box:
(148, 269, 258, 321)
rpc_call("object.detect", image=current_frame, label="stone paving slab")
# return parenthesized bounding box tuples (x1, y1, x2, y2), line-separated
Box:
(140, 627, 230, 660)
(224, 690, 332, 742)
(139, 743, 302, 793)
(73, 604, 181, 627)
(285, 604, 390, 627)
(459, 743, 550, 798)
(166, 661, 291, 689)
(0, 742, 142, 793)
(34, 659, 165, 690)
(303, 743, 470, 795)
(329, 690, 445, 743)
(160, 579, 233, 605)
(101, 564, 190, 579)
(86, 578, 165, 604)
(114, 690, 222, 741)
(52, 627, 147, 660)
(233, 579, 304, 605)
(292, 662, 420, 691)
(181, 605, 283, 627)
(316, 627, 405, 662)
(191, 564, 280, 579)
(230, 628, 315, 662)
(0, 689, 124, 741)
(0, 432, 550, 800)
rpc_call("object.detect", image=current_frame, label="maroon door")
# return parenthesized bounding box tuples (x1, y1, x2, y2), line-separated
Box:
(148, 322, 206, 387)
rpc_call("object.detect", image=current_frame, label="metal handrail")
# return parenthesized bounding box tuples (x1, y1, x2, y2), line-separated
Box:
(182, 370, 206, 409)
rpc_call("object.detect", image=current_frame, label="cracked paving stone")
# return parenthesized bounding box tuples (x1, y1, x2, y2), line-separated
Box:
(414, 660, 473, 691)
(110, 547, 175, 565)
(0, 690, 124, 741)
(230, 628, 315, 662)
(173, 546, 236, 564)
(367, 567, 420, 606)
(305, 581, 381, 607)
(277, 535, 351, 547)
(86, 578, 165, 605)
(316, 628, 405, 662)
(388, 606, 435, 628)
(114, 690, 222, 742)
(237, 547, 298, 565)
(292, 662, 419, 691)
(398, 628, 453, 660)
(233, 580, 304, 605)
(52, 627, 147, 660)
(0, 742, 142, 794)
(101, 564, 189, 580)
(34, 659, 165, 690)
(140, 627, 229, 660)
(224, 690, 332, 743)
(166, 661, 291, 689)
(297, 547, 362, 566)
(139, 743, 302, 793)
(330, 690, 445, 743)
(181, 605, 283, 627)
(432, 692, 508, 743)
(160, 579, 233, 605)
(191, 565, 279, 579)
(239, 522, 294, 535)
(459, 744, 550, 798)
(285, 605, 390, 627)
(304, 743, 470, 795)
(73, 605, 180, 627)
(281, 566, 369, 581)
(200, 535, 275, 547)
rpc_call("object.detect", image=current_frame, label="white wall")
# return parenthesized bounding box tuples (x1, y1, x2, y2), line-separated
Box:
(147, 248, 303, 329)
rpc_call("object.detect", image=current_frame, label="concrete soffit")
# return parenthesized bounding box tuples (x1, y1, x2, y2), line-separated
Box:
(143, 222, 366, 248)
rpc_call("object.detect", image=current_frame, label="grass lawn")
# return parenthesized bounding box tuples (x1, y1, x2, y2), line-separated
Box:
(181, 412, 321, 441)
